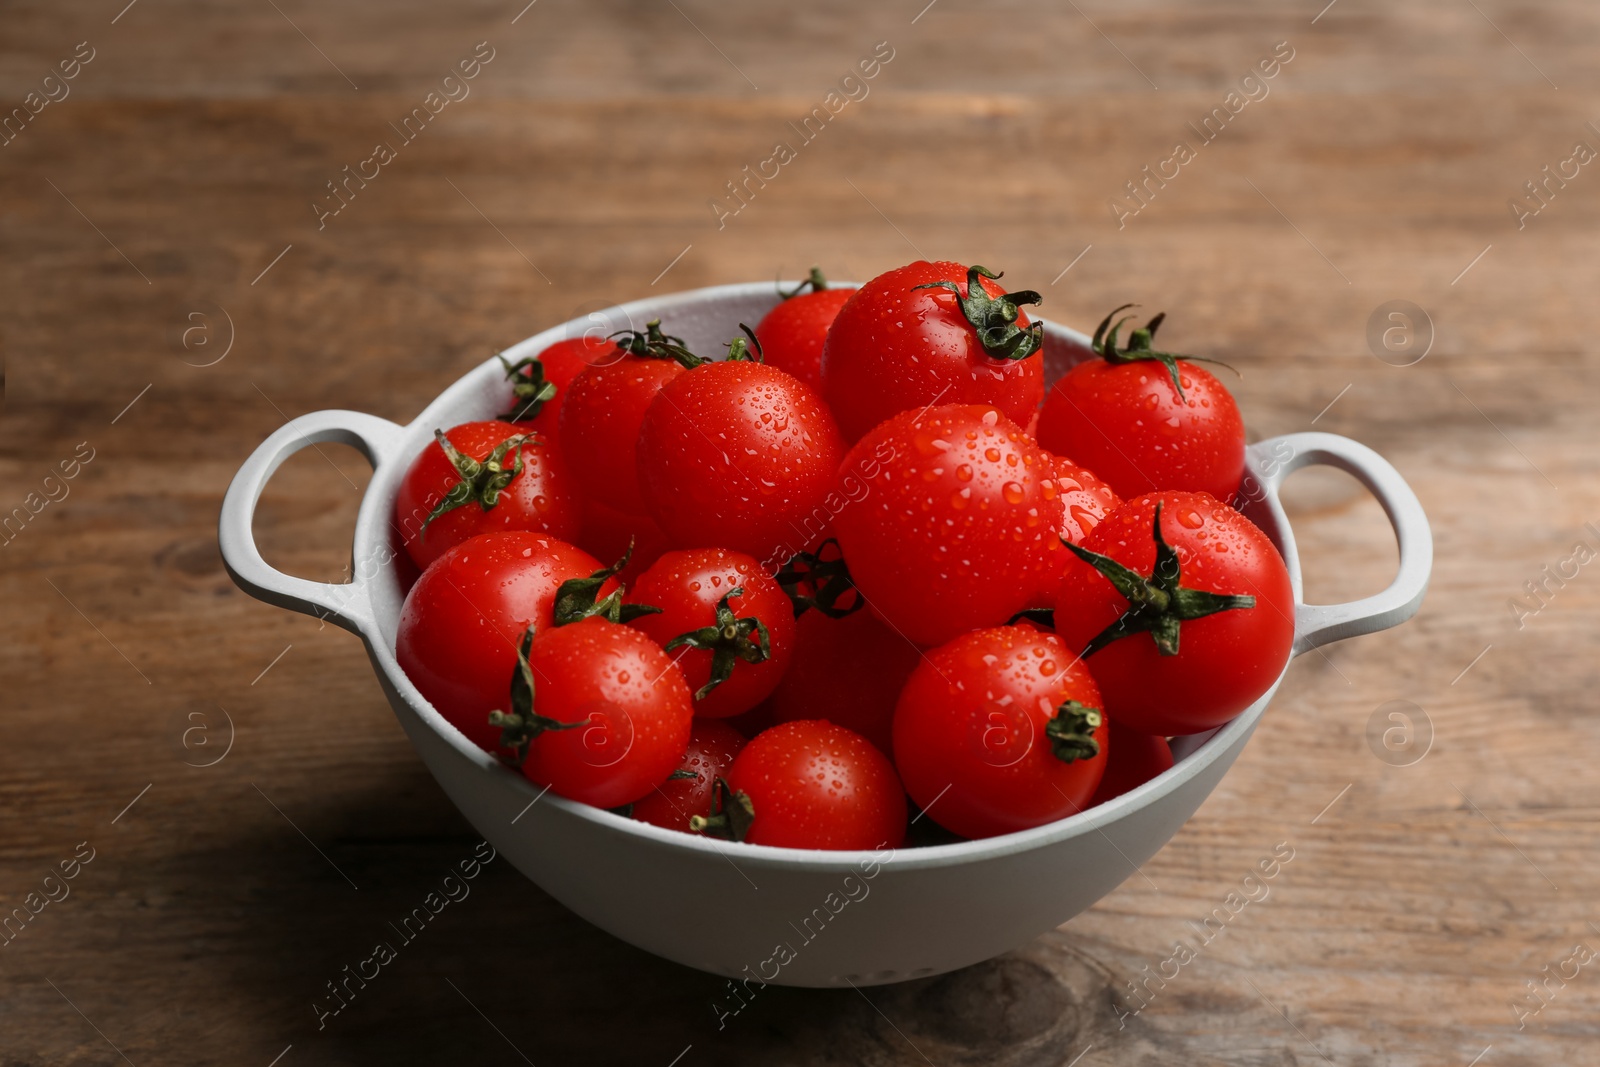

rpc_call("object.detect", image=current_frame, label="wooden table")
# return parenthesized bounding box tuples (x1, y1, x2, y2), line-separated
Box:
(4, 2, 1597, 1063)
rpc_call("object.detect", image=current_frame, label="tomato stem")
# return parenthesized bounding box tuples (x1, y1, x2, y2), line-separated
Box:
(496, 352, 562, 423)
(610, 319, 706, 369)
(689, 776, 756, 841)
(1090, 304, 1238, 401)
(1046, 700, 1103, 763)
(912, 264, 1044, 362)
(488, 627, 583, 765)
(778, 266, 830, 299)
(419, 428, 530, 541)
(551, 538, 662, 626)
(663, 587, 772, 701)
(1061, 502, 1257, 658)
(723, 323, 765, 363)
(775, 538, 863, 619)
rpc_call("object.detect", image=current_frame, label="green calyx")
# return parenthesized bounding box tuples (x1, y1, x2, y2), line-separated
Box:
(1090, 303, 1236, 402)
(723, 323, 764, 363)
(496, 353, 561, 423)
(1045, 700, 1103, 763)
(778, 266, 829, 299)
(1062, 502, 1256, 658)
(611, 319, 705, 369)
(550, 539, 662, 626)
(420, 429, 530, 541)
(775, 539, 863, 619)
(488, 627, 582, 765)
(913, 264, 1043, 362)
(689, 776, 756, 841)
(663, 587, 772, 701)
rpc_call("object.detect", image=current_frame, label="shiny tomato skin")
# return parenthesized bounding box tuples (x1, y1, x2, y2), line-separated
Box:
(509, 335, 615, 438)
(821, 261, 1044, 442)
(1053, 491, 1294, 735)
(767, 608, 920, 756)
(626, 548, 797, 718)
(635, 361, 845, 567)
(394, 421, 581, 571)
(1024, 453, 1122, 610)
(395, 533, 613, 752)
(560, 354, 686, 515)
(893, 626, 1109, 840)
(831, 404, 1064, 648)
(1036, 358, 1245, 503)
(754, 287, 856, 394)
(631, 719, 747, 831)
(726, 720, 907, 851)
(1088, 720, 1174, 807)
(518, 617, 694, 809)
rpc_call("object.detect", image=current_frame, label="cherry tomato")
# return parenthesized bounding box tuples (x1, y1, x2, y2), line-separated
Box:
(577, 496, 669, 588)
(1088, 720, 1174, 807)
(1053, 491, 1294, 735)
(822, 261, 1045, 442)
(831, 403, 1064, 648)
(1036, 306, 1245, 503)
(753, 269, 856, 394)
(499, 333, 617, 437)
(396, 533, 613, 752)
(394, 422, 580, 571)
(631, 719, 747, 831)
(493, 617, 694, 809)
(893, 625, 1109, 840)
(560, 320, 703, 515)
(694, 720, 907, 851)
(626, 548, 797, 718)
(1025, 453, 1122, 610)
(767, 607, 920, 756)
(636, 354, 845, 566)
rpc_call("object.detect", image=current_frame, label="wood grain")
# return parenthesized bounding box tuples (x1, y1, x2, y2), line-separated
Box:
(3, 1, 1599, 1063)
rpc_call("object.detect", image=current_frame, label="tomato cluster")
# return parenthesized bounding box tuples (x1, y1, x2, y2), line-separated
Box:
(391, 263, 1293, 849)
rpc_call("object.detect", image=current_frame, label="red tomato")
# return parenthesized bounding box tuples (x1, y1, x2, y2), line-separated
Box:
(1036, 306, 1245, 503)
(560, 320, 703, 515)
(754, 269, 856, 394)
(1053, 491, 1294, 735)
(1088, 720, 1174, 807)
(577, 496, 670, 588)
(494, 618, 694, 809)
(694, 720, 907, 850)
(636, 357, 845, 567)
(395, 533, 613, 752)
(822, 261, 1045, 442)
(626, 548, 797, 718)
(893, 626, 1109, 840)
(631, 719, 747, 831)
(767, 608, 920, 756)
(499, 334, 616, 436)
(1025, 453, 1122, 610)
(831, 404, 1064, 648)
(394, 422, 580, 571)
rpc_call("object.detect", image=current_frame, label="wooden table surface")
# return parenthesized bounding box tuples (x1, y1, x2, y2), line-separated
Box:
(5, 1, 1599, 1063)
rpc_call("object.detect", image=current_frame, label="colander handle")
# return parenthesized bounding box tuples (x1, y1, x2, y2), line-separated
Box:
(1242, 431, 1433, 655)
(218, 409, 403, 637)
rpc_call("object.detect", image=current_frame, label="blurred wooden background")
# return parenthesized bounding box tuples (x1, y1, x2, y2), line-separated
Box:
(3, 1, 1599, 1063)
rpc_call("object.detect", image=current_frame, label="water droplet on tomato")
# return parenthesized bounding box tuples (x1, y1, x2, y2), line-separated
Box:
(1177, 508, 1203, 529)
(1002, 481, 1025, 504)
